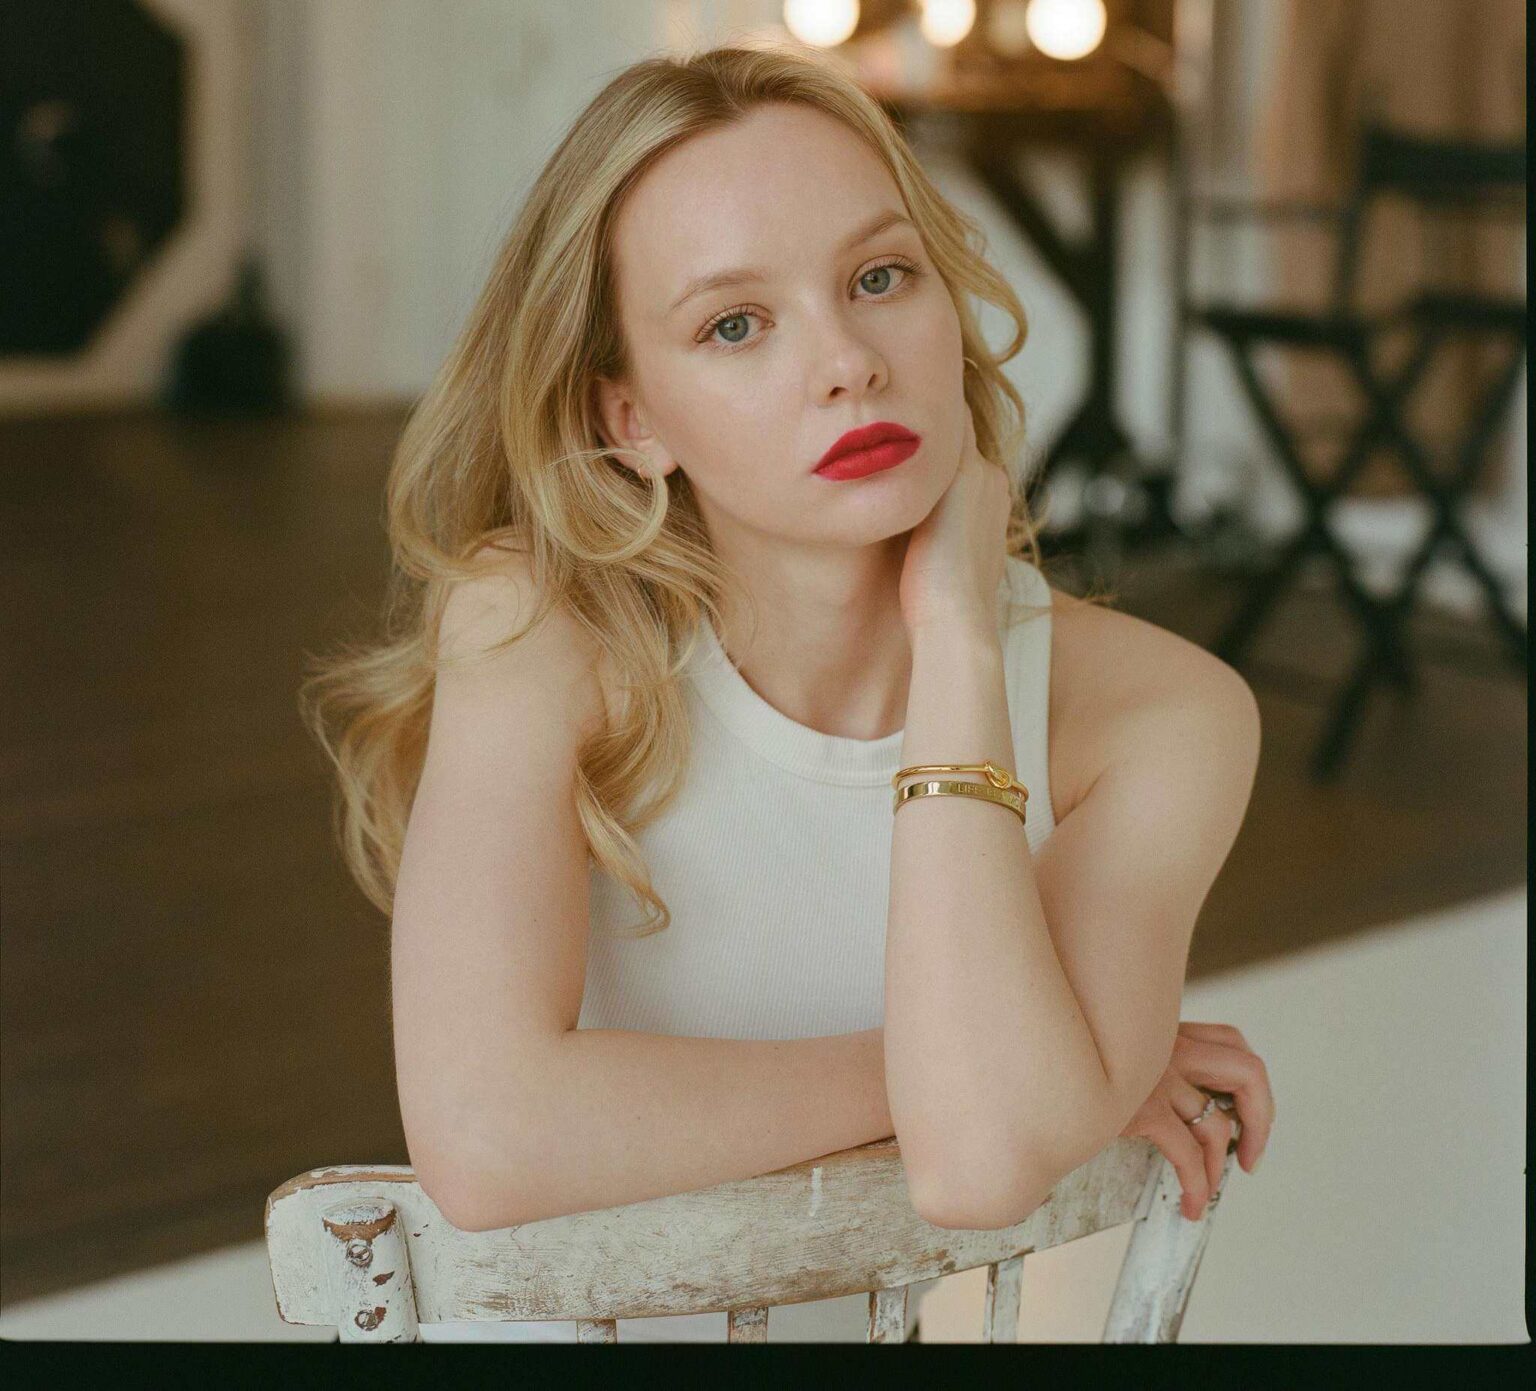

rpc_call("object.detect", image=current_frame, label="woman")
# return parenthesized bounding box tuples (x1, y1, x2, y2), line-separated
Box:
(301, 43, 1275, 1343)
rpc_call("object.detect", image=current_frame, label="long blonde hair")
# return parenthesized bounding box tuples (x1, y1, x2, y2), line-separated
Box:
(299, 41, 1070, 938)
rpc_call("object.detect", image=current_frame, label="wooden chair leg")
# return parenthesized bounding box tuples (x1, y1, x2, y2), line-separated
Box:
(1102, 1149, 1235, 1342)
(727, 1306, 769, 1342)
(1213, 336, 1417, 683)
(983, 1253, 1026, 1343)
(1362, 331, 1530, 663)
(868, 1285, 909, 1342)
(320, 1198, 421, 1343)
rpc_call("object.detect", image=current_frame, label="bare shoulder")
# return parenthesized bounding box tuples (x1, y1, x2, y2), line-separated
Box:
(1045, 583, 1259, 822)
(435, 540, 613, 739)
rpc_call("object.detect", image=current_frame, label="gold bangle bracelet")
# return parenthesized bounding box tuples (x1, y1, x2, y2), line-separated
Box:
(891, 759, 1029, 801)
(893, 778, 1028, 828)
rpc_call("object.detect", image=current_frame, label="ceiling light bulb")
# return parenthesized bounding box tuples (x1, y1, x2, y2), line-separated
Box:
(1024, 0, 1107, 60)
(782, 0, 860, 48)
(918, 0, 977, 48)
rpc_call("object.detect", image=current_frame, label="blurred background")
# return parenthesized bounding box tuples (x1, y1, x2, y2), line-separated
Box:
(0, 0, 1526, 1343)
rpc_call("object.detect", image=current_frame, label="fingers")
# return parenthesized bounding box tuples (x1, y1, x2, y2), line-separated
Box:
(1177, 1020, 1251, 1052)
(1141, 1102, 1214, 1220)
(1171, 1078, 1235, 1201)
(1170, 1033, 1274, 1174)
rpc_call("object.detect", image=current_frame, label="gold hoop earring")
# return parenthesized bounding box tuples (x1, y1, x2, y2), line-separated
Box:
(962, 355, 979, 372)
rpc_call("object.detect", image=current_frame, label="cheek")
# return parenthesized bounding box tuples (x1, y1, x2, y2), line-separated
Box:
(665, 372, 788, 476)
(890, 295, 961, 370)
(704, 376, 779, 435)
(900, 303, 965, 421)
(928, 298, 965, 363)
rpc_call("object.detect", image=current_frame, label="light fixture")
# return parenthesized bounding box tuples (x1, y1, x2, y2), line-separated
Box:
(782, 0, 861, 48)
(918, 0, 977, 48)
(1024, 0, 1108, 61)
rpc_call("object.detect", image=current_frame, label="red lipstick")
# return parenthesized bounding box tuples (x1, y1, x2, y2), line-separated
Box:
(813, 421, 922, 480)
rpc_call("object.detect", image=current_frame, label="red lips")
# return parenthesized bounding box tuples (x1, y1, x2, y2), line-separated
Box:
(814, 421, 921, 476)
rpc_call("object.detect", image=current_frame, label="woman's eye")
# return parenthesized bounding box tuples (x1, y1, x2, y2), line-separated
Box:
(697, 306, 762, 350)
(856, 257, 921, 298)
(713, 313, 754, 345)
(697, 257, 922, 352)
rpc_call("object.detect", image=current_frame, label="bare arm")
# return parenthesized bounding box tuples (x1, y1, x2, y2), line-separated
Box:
(884, 621, 1115, 1229)
(445, 1026, 892, 1231)
(884, 602, 1261, 1232)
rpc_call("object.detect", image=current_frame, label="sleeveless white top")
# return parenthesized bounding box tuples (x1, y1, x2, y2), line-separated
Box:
(421, 554, 1058, 1343)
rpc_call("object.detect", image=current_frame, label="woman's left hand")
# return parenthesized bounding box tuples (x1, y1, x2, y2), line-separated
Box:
(897, 404, 1011, 638)
(1118, 1021, 1276, 1220)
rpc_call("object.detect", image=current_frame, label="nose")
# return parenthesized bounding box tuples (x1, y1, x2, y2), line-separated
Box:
(812, 318, 887, 403)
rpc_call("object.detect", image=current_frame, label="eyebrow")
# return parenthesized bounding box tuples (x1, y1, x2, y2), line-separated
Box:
(665, 208, 917, 315)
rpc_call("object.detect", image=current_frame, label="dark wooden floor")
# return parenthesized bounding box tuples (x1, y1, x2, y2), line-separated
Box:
(0, 410, 1525, 1307)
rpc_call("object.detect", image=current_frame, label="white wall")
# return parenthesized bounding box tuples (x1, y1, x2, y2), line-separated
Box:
(248, 0, 665, 401)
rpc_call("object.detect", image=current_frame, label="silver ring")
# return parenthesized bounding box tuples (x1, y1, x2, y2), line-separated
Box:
(1187, 1090, 1238, 1127)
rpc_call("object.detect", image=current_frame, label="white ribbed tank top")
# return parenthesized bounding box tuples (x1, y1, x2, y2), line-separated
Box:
(421, 554, 1057, 1343)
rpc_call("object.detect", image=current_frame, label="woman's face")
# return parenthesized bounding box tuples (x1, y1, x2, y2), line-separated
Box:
(596, 101, 967, 550)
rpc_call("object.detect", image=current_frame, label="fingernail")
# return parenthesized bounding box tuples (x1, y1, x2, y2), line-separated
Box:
(1251, 1152, 1263, 1173)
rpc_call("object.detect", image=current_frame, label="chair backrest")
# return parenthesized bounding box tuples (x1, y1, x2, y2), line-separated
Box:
(266, 1135, 1237, 1343)
(1355, 123, 1528, 206)
(1333, 122, 1528, 312)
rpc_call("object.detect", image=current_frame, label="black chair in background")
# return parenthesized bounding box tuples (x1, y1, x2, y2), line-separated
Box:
(1188, 123, 1527, 781)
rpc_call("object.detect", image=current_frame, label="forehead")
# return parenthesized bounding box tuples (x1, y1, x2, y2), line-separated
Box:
(610, 103, 907, 322)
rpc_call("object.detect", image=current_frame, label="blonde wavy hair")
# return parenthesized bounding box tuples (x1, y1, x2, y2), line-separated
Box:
(300, 41, 1083, 939)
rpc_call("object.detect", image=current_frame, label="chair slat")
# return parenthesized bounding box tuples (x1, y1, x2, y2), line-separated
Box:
(982, 1254, 1025, 1343)
(576, 1318, 618, 1342)
(867, 1285, 908, 1342)
(727, 1306, 769, 1342)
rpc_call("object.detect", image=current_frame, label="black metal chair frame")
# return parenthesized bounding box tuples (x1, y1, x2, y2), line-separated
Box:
(1191, 123, 1527, 780)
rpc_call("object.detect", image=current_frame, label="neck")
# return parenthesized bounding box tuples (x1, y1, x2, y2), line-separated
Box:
(710, 533, 913, 741)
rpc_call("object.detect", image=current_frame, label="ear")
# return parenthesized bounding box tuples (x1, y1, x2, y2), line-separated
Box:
(592, 376, 678, 480)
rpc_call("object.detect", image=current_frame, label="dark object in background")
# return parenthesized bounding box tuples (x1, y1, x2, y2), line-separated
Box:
(1190, 122, 1528, 782)
(0, 0, 185, 355)
(164, 258, 294, 417)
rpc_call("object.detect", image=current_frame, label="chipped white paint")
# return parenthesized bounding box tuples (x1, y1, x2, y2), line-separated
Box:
(984, 1253, 1025, 1343)
(727, 1305, 769, 1342)
(319, 1199, 419, 1343)
(868, 1285, 908, 1342)
(1102, 1146, 1239, 1342)
(267, 1137, 1236, 1342)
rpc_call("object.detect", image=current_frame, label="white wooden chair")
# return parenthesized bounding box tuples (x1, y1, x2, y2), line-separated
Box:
(265, 1135, 1237, 1343)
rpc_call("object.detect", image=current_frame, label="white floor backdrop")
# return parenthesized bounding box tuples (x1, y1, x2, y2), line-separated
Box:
(0, 886, 1526, 1343)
